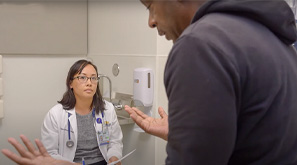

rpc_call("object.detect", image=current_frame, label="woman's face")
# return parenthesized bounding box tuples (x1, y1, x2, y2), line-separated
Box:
(70, 64, 98, 101)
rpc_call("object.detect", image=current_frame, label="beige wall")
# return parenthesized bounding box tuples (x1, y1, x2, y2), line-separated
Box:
(0, 2, 87, 55)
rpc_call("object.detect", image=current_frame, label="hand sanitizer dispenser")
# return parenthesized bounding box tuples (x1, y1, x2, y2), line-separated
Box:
(133, 68, 153, 107)
(133, 68, 154, 132)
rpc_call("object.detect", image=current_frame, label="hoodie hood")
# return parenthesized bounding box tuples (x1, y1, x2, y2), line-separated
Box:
(192, 0, 297, 45)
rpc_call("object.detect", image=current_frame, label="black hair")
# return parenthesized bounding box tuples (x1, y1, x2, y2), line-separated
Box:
(58, 59, 105, 114)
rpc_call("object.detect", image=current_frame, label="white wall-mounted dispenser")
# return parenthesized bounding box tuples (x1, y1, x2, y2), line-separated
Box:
(133, 68, 154, 107)
(133, 68, 154, 132)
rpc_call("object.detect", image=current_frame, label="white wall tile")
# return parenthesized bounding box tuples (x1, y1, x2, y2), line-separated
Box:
(120, 124, 155, 165)
(0, 78, 3, 97)
(0, 2, 87, 55)
(0, 100, 3, 119)
(88, 1, 157, 55)
(157, 36, 173, 56)
(0, 55, 2, 74)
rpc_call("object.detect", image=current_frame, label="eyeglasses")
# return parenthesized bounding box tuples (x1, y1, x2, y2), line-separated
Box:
(72, 76, 100, 84)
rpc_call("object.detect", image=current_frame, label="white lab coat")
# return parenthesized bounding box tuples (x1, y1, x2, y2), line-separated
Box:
(41, 100, 123, 162)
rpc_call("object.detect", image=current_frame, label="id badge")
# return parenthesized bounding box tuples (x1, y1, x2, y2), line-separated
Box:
(98, 122, 110, 146)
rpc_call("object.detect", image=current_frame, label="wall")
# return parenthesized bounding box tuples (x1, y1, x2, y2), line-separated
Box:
(88, 1, 172, 165)
(0, 2, 87, 55)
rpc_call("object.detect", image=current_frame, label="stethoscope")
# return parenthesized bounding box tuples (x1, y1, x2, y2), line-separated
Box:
(66, 109, 105, 148)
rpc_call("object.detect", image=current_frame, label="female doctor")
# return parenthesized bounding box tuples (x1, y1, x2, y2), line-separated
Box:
(41, 59, 123, 165)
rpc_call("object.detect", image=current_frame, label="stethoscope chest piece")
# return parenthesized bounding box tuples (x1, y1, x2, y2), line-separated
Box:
(66, 140, 74, 148)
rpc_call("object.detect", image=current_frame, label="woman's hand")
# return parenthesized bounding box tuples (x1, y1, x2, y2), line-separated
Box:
(124, 105, 168, 141)
(108, 156, 121, 165)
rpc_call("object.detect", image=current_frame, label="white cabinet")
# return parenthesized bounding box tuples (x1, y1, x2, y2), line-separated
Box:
(0, 1, 87, 55)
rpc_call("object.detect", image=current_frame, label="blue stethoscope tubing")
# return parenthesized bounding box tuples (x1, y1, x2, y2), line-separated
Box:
(66, 113, 74, 148)
(93, 109, 104, 124)
(66, 109, 104, 148)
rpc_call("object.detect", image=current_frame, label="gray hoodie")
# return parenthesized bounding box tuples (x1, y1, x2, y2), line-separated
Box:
(165, 0, 297, 164)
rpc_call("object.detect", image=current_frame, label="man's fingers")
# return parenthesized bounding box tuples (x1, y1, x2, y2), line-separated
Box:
(132, 107, 149, 119)
(125, 105, 139, 119)
(124, 105, 132, 114)
(7, 138, 35, 159)
(124, 105, 137, 116)
(125, 105, 149, 132)
(1, 149, 32, 165)
(133, 114, 147, 130)
(128, 110, 147, 130)
(20, 135, 40, 156)
(125, 105, 148, 119)
(158, 107, 168, 118)
(35, 139, 50, 157)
